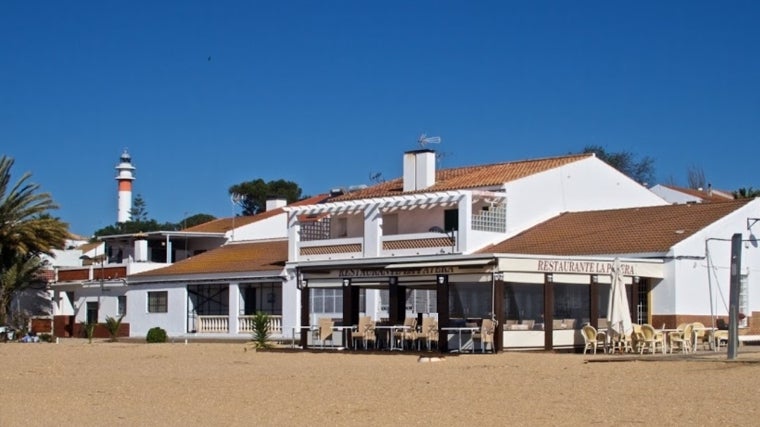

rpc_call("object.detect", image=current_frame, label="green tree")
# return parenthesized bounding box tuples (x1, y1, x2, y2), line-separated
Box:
(0, 155, 68, 324)
(581, 145, 655, 185)
(733, 187, 760, 199)
(129, 194, 149, 222)
(229, 179, 303, 216)
(181, 213, 216, 229)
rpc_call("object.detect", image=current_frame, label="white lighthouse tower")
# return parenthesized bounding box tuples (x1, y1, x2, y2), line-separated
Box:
(115, 149, 136, 223)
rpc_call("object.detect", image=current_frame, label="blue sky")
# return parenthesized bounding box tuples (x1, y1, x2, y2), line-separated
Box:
(2, 1, 759, 235)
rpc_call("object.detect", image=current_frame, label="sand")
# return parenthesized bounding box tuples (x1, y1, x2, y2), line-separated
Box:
(1, 339, 759, 426)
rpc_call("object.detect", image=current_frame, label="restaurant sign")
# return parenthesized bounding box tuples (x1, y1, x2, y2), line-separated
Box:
(536, 259, 636, 276)
(339, 266, 455, 278)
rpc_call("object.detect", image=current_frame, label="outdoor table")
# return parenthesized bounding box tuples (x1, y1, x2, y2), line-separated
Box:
(441, 326, 479, 353)
(658, 328, 680, 353)
(692, 326, 717, 352)
(331, 325, 354, 349)
(373, 325, 395, 350)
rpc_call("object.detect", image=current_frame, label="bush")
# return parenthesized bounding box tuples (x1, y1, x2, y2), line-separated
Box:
(146, 327, 167, 343)
(38, 333, 53, 343)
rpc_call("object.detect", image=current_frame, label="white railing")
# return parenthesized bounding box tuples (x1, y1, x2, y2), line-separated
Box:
(197, 315, 229, 333)
(238, 315, 283, 336)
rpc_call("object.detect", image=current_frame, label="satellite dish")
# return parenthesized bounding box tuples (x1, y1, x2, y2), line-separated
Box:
(418, 133, 441, 148)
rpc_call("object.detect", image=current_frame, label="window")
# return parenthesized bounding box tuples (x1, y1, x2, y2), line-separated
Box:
(444, 209, 458, 232)
(148, 291, 168, 313)
(117, 296, 127, 316)
(311, 288, 342, 314)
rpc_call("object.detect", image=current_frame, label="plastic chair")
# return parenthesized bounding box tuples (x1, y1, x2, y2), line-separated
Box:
(352, 316, 376, 350)
(472, 319, 495, 353)
(639, 324, 665, 354)
(581, 324, 606, 355)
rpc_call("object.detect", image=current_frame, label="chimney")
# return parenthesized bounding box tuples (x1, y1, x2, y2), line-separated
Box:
(266, 197, 287, 211)
(403, 149, 436, 192)
(134, 235, 148, 262)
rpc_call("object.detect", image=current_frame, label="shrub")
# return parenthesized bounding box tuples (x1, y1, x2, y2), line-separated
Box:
(38, 333, 53, 343)
(251, 311, 271, 349)
(83, 322, 96, 344)
(104, 315, 124, 342)
(146, 327, 167, 343)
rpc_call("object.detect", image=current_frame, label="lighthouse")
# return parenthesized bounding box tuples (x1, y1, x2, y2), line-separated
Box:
(115, 149, 136, 223)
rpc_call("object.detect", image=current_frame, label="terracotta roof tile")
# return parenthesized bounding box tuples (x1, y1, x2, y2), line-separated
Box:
(186, 194, 331, 233)
(132, 240, 288, 277)
(331, 153, 592, 201)
(481, 199, 752, 256)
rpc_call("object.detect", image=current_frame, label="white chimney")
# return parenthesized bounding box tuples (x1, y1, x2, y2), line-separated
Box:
(134, 237, 148, 262)
(403, 149, 436, 192)
(266, 198, 287, 211)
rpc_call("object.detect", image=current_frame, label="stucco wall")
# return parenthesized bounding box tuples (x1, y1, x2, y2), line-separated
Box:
(505, 157, 667, 236)
(127, 284, 187, 337)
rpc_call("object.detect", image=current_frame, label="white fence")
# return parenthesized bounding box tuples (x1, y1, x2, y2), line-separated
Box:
(197, 315, 283, 336)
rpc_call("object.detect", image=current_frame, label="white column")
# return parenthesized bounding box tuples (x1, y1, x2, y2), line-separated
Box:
(288, 213, 301, 262)
(228, 282, 240, 334)
(363, 205, 382, 257)
(165, 235, 172, 263)
(457, 193, 471, 253)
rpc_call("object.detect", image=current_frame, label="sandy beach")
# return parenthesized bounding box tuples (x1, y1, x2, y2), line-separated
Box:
(1, 339, 759, 426)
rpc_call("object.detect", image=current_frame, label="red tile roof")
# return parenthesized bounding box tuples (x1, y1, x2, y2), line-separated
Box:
(185, 194, 331, 233)
(481, 199, 752, 256)
(331, 153, 593, 201)
(131, 240, 288, 277)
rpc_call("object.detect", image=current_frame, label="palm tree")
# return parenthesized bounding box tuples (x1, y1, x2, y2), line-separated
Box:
(0, 155, 68, 324)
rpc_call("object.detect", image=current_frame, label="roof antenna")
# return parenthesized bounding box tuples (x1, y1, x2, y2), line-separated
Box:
(418, 133, 441, 148)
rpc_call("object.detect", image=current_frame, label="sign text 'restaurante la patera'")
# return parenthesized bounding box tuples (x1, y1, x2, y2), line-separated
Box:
(536, 260, 635, 276)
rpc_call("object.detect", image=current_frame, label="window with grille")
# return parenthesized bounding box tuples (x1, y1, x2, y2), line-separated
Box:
(148, 291, 168, 313)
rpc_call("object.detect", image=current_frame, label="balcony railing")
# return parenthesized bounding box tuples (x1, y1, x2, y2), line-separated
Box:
(197, 315, 283, 336)
(239, 315, 283, 336)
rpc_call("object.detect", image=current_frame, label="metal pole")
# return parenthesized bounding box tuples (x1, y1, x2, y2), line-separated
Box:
(727, 233, 742, 360)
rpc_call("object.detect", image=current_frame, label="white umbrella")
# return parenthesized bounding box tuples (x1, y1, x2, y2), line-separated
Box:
(607, 258, 633, 340)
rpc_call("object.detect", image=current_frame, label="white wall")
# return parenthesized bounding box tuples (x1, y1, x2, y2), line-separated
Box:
(665, 200, 760, 321)
(71, 285, 127, 324)
(650, 184, 701, 204)
(127, 284, 188, 337)
(234, 215, 289, 240)
(504, 157, 667, 236)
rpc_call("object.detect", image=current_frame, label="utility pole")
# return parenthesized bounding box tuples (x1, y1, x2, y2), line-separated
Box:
(727, 233, 742, 360)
